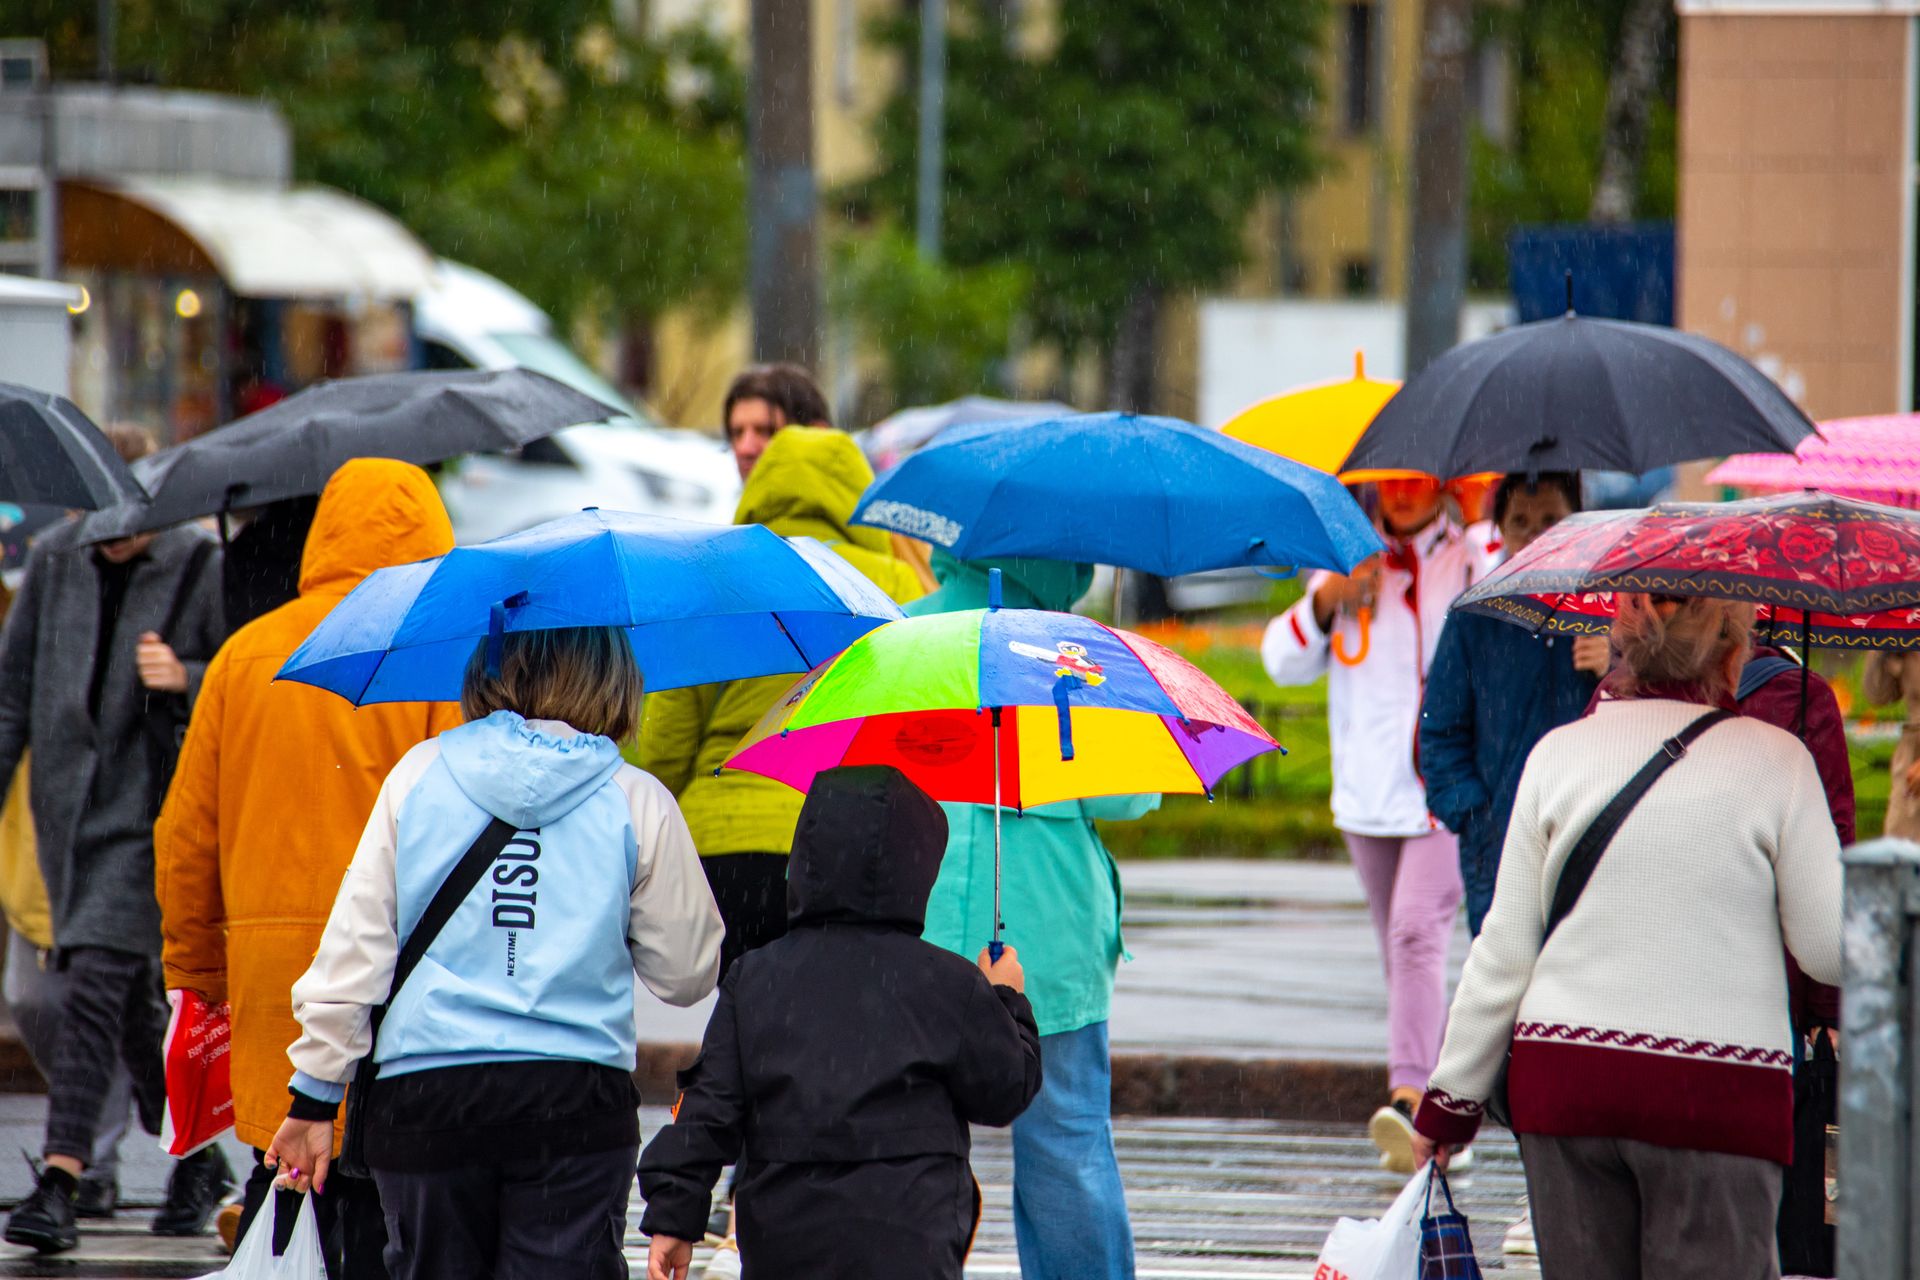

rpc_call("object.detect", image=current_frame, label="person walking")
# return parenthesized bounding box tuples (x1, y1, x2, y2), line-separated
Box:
(1411, 593, 1843, 1280)
(1864, 651, 1920, 841)
(1421, 473, 1607, 937)
(638, 764, 1044, 1280)
(639, 426, 925, 980)
(908, 552, 1156, 1280)
(266, 625, 723, 1280)
(155, 459, 463, 1274)
(0, 424, 231, 1253)
(1263, 476, 1492, 1172)
(720, 364, 834, 482)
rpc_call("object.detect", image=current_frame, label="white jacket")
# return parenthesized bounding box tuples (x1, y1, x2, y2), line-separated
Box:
(1263, 519, 1494, 837)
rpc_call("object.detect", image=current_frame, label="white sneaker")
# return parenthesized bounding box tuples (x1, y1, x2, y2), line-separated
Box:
(1369, 1103, 1417, 1175)
(700, 1238, 743, 1280)
(1503, 1212, 1537, 1256)
(1447, 1145, 1473, 1173)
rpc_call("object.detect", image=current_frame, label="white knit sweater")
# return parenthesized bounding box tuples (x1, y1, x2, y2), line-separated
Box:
(1414, 697, 1843, 1163)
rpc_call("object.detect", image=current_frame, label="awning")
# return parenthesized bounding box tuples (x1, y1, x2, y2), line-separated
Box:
(61, 176, 435, 301)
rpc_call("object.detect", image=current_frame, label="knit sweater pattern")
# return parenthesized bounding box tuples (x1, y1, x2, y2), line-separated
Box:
(1412, 698, 1843, 1165)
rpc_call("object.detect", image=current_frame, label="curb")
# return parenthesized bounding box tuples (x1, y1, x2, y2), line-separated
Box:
(640, 1043, 1387, 1122)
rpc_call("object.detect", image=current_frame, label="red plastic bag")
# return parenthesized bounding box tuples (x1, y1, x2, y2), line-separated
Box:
(160, 989, 234, 1157)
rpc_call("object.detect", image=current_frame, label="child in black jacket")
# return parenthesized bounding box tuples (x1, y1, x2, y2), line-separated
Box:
(639, 764, 1043, 1280)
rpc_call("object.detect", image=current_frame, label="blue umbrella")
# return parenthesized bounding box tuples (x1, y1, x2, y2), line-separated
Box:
(278, 509, 906, 705)
(851, 411, 1383, 577)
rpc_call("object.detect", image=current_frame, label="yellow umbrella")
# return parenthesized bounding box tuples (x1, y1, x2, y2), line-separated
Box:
(1221, 351, 1404, 478)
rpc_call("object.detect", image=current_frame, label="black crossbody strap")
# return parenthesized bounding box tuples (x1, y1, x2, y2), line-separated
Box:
(1543, 709, 1734, 942)
(384, 816, 519, 1004)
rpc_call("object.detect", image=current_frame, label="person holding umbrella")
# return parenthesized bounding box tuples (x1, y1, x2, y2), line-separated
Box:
(1262, 474, 1493, 1173)
(154, 459, 465, 1272)
(0, 423, 232, 1253)
(908, 553, 1159, 1280)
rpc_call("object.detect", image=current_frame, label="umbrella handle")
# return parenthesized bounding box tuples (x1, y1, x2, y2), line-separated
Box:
(989, 940, 1005, 962)
(1332, 607, 1372, 667)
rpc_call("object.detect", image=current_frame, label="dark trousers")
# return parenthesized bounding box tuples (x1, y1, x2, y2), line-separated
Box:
(1520, 1132, 1784, 1280)
(701, 854, 789, 979)
(238, 1149, 389, 1280)
(372, 1145, 637, 1280)
(43, 947, 167, 1163)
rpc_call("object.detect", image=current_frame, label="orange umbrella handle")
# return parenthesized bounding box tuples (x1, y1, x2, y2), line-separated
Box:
(1332, 607, 1372, 667)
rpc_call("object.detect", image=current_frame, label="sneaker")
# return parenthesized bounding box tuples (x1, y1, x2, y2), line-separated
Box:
(215, 1201, 244, 1253)
(1503, 1212, 1537, 1256)
(700, 1237, 743, 1280)
(1369, 1098, 1417, 1175)
(4, 1169, 79, 1254)
(1448, 1145, 1474, 1173)
(150, 1146, 234, 1237)
(74, 1174, 118, 1219)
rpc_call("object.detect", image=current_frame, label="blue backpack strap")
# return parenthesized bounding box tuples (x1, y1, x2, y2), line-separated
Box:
(1737, 654, 1799, 702)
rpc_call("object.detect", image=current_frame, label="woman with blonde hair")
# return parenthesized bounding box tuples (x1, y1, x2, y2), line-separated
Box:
(1410, 593, 1842, 1279)
(265, 626, 723, 1280)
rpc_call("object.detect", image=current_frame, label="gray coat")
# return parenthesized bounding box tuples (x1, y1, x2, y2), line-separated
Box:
(0, 519, 223, 954)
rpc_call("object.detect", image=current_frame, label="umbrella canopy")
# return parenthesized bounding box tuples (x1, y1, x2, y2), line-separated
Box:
(1341, 314, 1816, 478)
(1707, 414, 1920, 510)
(851, 411, 1383, 577)
(79, 368, 622, 540)
(1453, 492, 1920, 637)
(1219, 351, 1409, 478)
(1468, 585, 1920, 652)
(0, 383, 146, 511)
(725, 605, 1277, 808)
(861, 395, 1073, 471)
(278, 508, 906, 704)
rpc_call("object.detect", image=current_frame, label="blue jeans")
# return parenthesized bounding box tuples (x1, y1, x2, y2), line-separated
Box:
(1012, 1021, 1134, 1280)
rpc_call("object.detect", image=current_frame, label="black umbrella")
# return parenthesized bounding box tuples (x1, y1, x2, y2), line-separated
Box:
(0, 383, 146, 510)
(78, 368, 623, 540)
(1341, 313, 1817, 478)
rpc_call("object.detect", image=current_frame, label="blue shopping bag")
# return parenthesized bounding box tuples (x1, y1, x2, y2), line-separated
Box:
(1418, 1166, 1484, 1280)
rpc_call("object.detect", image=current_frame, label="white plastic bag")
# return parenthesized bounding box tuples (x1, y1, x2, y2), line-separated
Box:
(197, 1190, 325, 1280)
(1311, 1163, 1429, 1280)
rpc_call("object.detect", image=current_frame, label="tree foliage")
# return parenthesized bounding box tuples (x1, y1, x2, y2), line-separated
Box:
(852, 0, 1325, 378)
(24, 1, 747, 326)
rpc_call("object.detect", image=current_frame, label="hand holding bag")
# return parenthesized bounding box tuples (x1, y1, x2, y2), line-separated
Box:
(335, 816, 517, 1179)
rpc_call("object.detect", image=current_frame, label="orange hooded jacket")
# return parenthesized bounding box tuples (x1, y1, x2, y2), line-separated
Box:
(155, 458, 463, 1151)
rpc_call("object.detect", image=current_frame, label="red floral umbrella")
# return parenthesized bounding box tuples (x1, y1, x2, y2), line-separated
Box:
(1454, 491, 1920, 651)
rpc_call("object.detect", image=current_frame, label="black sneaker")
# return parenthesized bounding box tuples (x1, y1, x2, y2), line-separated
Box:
(4, 1169, 79, 1254)
(149, 1146, 234, 1237)
(74, 1174, 117, 1219)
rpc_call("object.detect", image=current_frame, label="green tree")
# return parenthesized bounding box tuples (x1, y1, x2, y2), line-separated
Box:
(23, 1, 747, 333)
(852, 0, 1325, 410)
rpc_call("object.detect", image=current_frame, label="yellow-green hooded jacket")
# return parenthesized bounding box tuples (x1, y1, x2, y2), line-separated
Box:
(637, 428, 924, 855)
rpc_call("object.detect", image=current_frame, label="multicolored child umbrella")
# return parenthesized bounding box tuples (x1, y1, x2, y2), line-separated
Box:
(725, 574, 1279, 950)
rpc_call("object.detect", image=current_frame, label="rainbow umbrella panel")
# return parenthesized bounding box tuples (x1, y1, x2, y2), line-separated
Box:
(727, 605, 1278, 809)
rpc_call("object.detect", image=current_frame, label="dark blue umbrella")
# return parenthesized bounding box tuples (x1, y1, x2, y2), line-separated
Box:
(0, 383, 146, 510)
(278, 509, 905, 705)
(850, 411, 1382, 577)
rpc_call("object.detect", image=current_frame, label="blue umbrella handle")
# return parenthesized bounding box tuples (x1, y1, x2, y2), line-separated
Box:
(989, 939, 1005, 963)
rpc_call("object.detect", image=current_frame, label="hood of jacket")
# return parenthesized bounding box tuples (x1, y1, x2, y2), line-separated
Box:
(905, 551, 1093, 617)
(299, 458, 455, 598)
(787, 765, 949, 931)
(734, 427, 891, 557)
(437, 711, 626, 830)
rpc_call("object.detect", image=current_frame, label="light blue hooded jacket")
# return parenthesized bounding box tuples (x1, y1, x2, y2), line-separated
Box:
(290, 711, 722, 1099)
(909, 554, 1160, 1038)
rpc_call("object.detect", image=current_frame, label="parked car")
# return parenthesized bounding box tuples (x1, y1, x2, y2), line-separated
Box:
(415, 259, 739, 541)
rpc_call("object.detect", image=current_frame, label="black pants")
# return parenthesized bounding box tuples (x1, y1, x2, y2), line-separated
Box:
(43, 947, 167, 1162)
(238, 1149, 389, 1280)
(372, 1145, 637, 1280)
(701, 854, 789, 978)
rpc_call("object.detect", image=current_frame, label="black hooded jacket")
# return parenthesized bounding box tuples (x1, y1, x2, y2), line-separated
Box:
(638, 766, 1042, 1267)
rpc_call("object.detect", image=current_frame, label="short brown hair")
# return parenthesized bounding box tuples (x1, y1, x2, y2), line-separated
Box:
(723, 363, 832, 434)
(461, 626, 643, 743)
(1610, 593, 1755, 704)
(104, 422, 158, 465)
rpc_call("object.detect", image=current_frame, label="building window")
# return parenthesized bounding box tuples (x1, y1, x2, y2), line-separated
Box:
(1342, 257, 1376, 298)
(1343, 3, 1375, 136)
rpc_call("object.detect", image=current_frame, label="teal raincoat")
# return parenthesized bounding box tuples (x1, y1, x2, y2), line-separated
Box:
(910, 553, 1160, 1037)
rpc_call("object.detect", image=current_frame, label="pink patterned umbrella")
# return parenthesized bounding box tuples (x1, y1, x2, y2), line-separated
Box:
(1707, 414, 1920, 509)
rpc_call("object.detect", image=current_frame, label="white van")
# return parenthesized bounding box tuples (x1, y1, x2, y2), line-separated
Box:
(414, 260, 739, 542)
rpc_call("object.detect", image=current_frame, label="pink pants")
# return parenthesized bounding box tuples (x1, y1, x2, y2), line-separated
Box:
(1344, 830, 1463, 1092)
